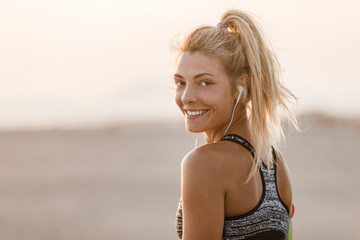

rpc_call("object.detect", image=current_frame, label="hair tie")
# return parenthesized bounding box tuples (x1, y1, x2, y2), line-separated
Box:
(217, 22, 227, 28)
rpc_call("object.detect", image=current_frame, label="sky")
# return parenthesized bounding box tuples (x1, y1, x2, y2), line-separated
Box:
(1, 0, 359, 129)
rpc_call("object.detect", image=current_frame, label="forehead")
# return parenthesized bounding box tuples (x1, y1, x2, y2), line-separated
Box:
(175, 52, 227, 78)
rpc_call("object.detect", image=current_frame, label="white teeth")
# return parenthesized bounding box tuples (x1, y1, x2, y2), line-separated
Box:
(186, 110, 208, 116)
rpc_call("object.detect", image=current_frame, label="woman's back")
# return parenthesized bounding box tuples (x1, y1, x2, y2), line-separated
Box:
(176, 134, 293, 239)
(219, 135, 292, 218)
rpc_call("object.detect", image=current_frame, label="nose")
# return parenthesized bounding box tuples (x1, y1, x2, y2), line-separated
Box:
(181, 85, 197, 105)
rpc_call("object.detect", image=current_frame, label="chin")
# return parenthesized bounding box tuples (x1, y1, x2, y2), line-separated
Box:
(185, 123, 206, 133)
(186, 128, 204, 133)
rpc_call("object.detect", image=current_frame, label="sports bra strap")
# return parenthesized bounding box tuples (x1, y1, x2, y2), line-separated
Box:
(220, 134, 278, 164)
(220, 134, 255, 158)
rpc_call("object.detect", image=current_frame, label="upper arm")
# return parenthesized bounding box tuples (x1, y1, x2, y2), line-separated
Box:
(275, 151, 293, 216)
(181, 149, 225, 240)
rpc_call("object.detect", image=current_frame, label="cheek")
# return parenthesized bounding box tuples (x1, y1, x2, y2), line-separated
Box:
(213, 95, 234, 117)
(206, 90, 232, 108)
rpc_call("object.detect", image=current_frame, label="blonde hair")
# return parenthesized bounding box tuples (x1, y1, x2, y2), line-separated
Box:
(179, 9, 299, 178)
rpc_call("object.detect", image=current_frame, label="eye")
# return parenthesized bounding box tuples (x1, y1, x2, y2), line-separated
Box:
(200, 80, 212, 86)
(175, 80, 185, 87)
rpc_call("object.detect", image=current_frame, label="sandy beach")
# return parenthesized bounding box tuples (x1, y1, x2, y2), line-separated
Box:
(0, 114, 359, 239)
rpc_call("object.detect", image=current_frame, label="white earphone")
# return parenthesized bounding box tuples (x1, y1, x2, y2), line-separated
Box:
(224, 85, 244, 135)
(236, 85, 243, 104)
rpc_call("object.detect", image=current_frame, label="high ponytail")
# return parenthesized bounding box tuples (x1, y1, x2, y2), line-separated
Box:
(180, 9, 299, 179)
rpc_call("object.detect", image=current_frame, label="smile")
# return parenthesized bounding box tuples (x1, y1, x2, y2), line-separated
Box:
(185, 110, 209, 117)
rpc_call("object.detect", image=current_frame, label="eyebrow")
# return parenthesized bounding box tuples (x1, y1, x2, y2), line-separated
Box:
(174, 73, 215, 79)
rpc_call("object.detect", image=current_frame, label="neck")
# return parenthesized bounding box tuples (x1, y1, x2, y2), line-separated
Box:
(204, 106, 251, 144)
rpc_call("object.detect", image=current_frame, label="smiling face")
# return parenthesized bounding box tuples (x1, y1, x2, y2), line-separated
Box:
(174, 51, 236, 134)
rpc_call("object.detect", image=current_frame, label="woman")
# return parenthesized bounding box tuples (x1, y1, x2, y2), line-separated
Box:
(174, 9, 298, 240)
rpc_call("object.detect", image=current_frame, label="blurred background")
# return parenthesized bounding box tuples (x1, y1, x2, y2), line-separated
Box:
(0, 0, 359, 239)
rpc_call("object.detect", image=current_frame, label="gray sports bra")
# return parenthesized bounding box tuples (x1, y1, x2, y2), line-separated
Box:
(175, 134, 290, 240)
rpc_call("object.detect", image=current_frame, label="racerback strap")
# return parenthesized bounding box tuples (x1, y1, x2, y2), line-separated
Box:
(220, 134, 277, 163)
(220, 134, 255, 158)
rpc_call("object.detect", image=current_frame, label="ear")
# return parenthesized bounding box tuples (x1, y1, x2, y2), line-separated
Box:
(233, 74, 249, 97)
(235, 74, 249, 88)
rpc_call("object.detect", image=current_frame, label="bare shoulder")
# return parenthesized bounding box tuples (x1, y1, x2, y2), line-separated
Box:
(181, 143, 226, 177)
(181, 141, 252, 183)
